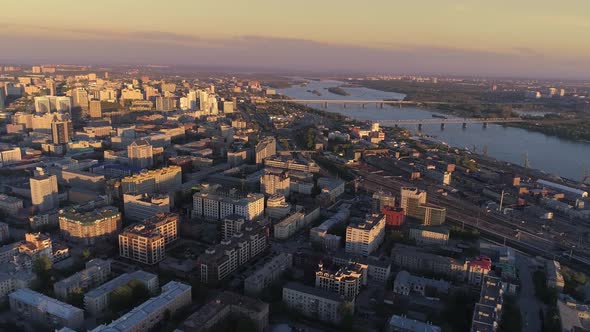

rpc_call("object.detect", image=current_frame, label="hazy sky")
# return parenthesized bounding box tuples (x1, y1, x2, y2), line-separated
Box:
(2, 0, 590, 78)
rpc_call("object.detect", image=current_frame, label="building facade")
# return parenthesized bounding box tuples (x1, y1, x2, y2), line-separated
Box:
(345, 214, 386, 256)
(59, 206, 122, 245)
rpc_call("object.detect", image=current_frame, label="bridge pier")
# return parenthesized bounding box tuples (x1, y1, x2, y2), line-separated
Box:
(380, 103, 384, 109)
(362, 104, 365, 109)
(483, 122, 488, 128)
(324, 102, 328, 108)
(417, 124, 423, 131)
(462, 123, 467, 129)
(440, 123, 445, 130)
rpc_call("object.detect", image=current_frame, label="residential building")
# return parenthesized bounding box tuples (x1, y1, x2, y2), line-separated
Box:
(120, 166, 182, 195)
(283, 282, 352, 324)
(392, 244, 466, 280)
(0, 268, 36, 300)
(127, 139, 154, 170)
(315, 262, 366, 299)
(387, 315, 441, 332)
(260, 168, 290, 197)
(197, 222, 268, 284)
(331, 251, 391, 283)
(317, 177, 345, 201)
(59, 206, 122, 245)
(372, 191, 396, 212)
(471, 275, 504, 332)
(345, 214, 386, 256)
(409, 226, 450, 246)
(245, 253, 293, 296)
(0, 222, 9, 242)
(400, 187, 446, 225)
(155, 96, 176, 111)
(51, 118, 74, 144)
(143, 213, 178, 246)
(119, 223, 166, 265)
(546, 259, 565, 291)
(9, 288, 84, 330)
(91, 281, 191, 332)
(123, 193, 170, 222)
(221, 214, 245, 241)
(255, 137, 277, 164)
(89, 100, 102, 118)
(466, 256, 492, 286)
(382, 206, 405, 227)
(0, 147, 22, 166)
(84, 270, 158, 316)
(193, 191, 264, 221)
(274, 212, 307, 240)
(180, 292, 269, 332)
(264, 155, 321, 173)
(0, 194, 23, 216)
(53, 259, 111, 300)
(393, 270, 450, 296)
(266, 194, 292, 220)
(30, 173, 59, 212)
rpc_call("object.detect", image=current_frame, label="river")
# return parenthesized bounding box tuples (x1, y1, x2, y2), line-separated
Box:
(278, 80, 590, 181)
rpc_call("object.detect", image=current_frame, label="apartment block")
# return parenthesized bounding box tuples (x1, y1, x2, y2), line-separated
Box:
(123, 193, 171, 221)
(180, 292, 269, 332)
(91, 281, 191, 332)
(120, 165, 182, 195)
(84, 270, 158, 316)
(282, 282, 352, 324)
(9, 288, 84, 330)
(316, 262, 366, 300)
(221, 214, 245, 241)
(260, 168, 290, 197)
(245, 253, 293, 296)
(197, 222, 268, 284)
(471, 275, 504, 332)
(345, 214, 386, 256)
(193, 191, 264, 221)
(59, 206, 122, 245)
(53, 259, 111, 300)
(409, 226, 450, 246)
(119, 223, 166, 265)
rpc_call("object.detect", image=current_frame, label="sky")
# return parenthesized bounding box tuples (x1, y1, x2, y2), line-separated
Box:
(2, 0, 590, 78)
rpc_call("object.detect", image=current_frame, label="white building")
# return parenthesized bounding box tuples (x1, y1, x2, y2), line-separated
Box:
(345, 214, 386, 256)
(127, 139, 154, 170)
(0, 147, 21, 166)
(30, 173, 59, 212)
(193, 192, 264, 221)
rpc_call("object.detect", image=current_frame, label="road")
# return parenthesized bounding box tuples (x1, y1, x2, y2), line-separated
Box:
(516, 254, 543, 332)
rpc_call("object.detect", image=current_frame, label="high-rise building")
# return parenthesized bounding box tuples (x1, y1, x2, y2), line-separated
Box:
(51, 117, 73, 144)
(30, 172, 59, 212)
(345, 214, 386, 256)
(59, 206, 122, 245)
(255, 137, 277, 164)
(400, 187, 445, 226)
(0, 147, 22, 167)
(143, 213, 178, 247)
(155, 96, 176, 111)
(223, 101, 234, 113)
(46, 79, 56, 96)
(127, 139, 154, 169)
(372, 191, 396, 212)
(118, 223, 166, 265)
(260, 168, 290, 197)
(0, 87, 5, 110)
(89, 100, 102, 118)
(71, 88, 89, 110)
(34, 97, 51, 113)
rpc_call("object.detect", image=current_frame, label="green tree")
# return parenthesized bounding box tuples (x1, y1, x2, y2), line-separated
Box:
(110, 285, 133, 313)
(67, 287, 85, 308)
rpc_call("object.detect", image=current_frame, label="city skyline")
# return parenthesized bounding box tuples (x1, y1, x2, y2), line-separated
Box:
(2, 0, 590, 78)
